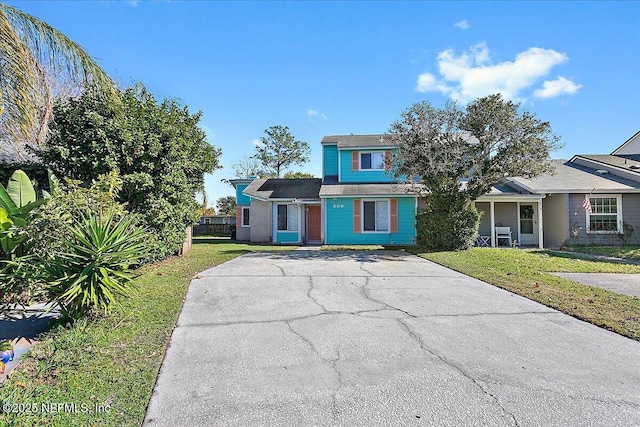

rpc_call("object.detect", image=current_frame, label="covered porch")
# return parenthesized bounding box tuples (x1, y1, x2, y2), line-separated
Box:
(474, 193, 545, 249)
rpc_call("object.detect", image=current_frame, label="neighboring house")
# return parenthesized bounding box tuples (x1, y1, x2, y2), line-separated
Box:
(232, 131, 640, 247)
(199, 215, 235, 225)
(477, 130, 640, 248)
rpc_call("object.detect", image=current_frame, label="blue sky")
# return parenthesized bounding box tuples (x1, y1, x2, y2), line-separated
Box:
(8, 1, 640, 206)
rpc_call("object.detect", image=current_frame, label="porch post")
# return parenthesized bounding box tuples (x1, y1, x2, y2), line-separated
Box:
(538, 200, 544, 249)
(516, 202, 521, 247)
(490, 201, 496, 247)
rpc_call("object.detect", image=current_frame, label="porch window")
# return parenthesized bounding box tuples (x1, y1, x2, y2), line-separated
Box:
(360, 152, 384, 170)
(277, 204, 299, 231)
(363, 200, 389, 232)
(586, 195, 622, 233)
(241, 207, 250, 227)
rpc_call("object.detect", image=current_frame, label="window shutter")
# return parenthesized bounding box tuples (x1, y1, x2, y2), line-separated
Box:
(353, 199, 361, 233)
(236, 206, 242, 223)
(390, 198, 398, 233)
(352, 152, 359, 171)
(384, 151, 392, 171)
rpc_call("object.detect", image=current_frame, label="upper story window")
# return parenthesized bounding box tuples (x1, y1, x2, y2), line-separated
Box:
(586, 195, 622, 233)
(360, 152, 385, 170)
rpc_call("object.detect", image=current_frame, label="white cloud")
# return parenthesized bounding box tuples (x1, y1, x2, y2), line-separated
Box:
(251, 138, 261, 146)
(307, 109, 328, 119)
(125, 0, 139, 6)
(454, 20, 470, 30)
(415, 42, 580, 102)
(533, 76, 582, 99)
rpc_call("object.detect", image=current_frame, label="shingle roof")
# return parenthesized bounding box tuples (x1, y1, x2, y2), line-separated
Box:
(319, 183, 419, 197)
(243, 178, 322, 200)
(572, 154, 640, 174)
(507, 160, 640, 194)
(321, 134, 394, 149)
(612, 130, 640, 155)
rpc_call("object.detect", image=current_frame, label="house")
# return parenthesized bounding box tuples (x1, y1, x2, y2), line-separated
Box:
(231, 135, 417, 245)
(232, 131, 640, 247)
(199, 215, 235, 225)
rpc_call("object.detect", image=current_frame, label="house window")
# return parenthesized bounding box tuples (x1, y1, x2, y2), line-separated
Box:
(360, 152, 384, 170)
(586, 195, 622, 233)
(241, 207, 250, 227)
(204, 218, 211, 225)
(277, 204, 299, 231)
(363, 200, 389, 232)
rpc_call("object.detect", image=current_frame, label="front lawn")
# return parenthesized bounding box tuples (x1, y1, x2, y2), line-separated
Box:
(0, 238, 294, 427)
(562, 245, 640, 261)
(415, 248, 640, 341)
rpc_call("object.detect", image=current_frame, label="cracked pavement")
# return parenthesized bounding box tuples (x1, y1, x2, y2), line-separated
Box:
(144, 251, 640, 426)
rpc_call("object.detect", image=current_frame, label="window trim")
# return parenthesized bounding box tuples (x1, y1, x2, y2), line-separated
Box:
(585, 194, 623, 234)
(361, 199, 391, 233)
(359, 151, 385, 171)
(241, 207, 250, 228)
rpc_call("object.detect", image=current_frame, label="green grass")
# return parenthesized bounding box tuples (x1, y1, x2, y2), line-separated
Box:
(562, 245, 640, 261)
(0, 239, 295, 427)
(414, 248, 640, 340)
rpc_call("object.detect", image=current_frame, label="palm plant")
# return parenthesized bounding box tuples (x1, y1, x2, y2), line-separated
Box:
(44, 210, 149, 319)
(0, 3, 116, 157)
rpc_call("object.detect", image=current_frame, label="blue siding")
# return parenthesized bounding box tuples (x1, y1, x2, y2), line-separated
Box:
(325, 197, 416, 245)
(277, 231, 299, 243)
(323, 144, 338, 176)
(339, 150, 396, 183)
(236, 184, 250, 205)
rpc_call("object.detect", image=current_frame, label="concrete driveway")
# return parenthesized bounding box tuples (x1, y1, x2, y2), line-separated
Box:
(144, 251, 640, 427)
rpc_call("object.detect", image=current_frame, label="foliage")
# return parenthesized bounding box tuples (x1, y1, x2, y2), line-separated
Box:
(35, 84, 221, 260)
(43, 210, 149, 319)
(253, 125, 310, 178)
(0, 3, 116, 156)
(415, 189, 480, 250)
(229, 155, 270, 179)
(388, 94, 560, 250)
(0, 162, 49, 193)
(0, 169, 46, 259)
(216, 195, 236, 216)
(0, 239, 295, 427)
(0, 172, 135, 311)
(283, 171, 315, 178)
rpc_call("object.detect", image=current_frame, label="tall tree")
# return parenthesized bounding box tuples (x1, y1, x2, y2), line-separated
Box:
(230, 155, 269, 178)
(253, 125, 310, 178)
(216, 196, 236, 216)
(388, 94, 560, 250)
(283, 171, 315, 178)
(0, 3, 115, 158)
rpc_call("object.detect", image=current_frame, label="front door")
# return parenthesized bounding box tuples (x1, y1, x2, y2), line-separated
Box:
(307, 205, 321, 243)
(519, 203, 538, 245)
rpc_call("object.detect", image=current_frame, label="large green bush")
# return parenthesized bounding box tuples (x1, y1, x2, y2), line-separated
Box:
(416, 185, 481, 251)
(35, 84, 221, 260)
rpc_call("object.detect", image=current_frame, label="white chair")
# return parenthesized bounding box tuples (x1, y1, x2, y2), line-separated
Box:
(475, 235, 491, 247)
(495, 227, 512, 247)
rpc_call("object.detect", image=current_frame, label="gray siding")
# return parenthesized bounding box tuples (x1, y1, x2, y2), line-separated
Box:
(566, 193, 640, 245)
(542, 194, 569, 247)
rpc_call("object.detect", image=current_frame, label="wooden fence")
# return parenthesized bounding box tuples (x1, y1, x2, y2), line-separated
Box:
(192, 224, 233, 236)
